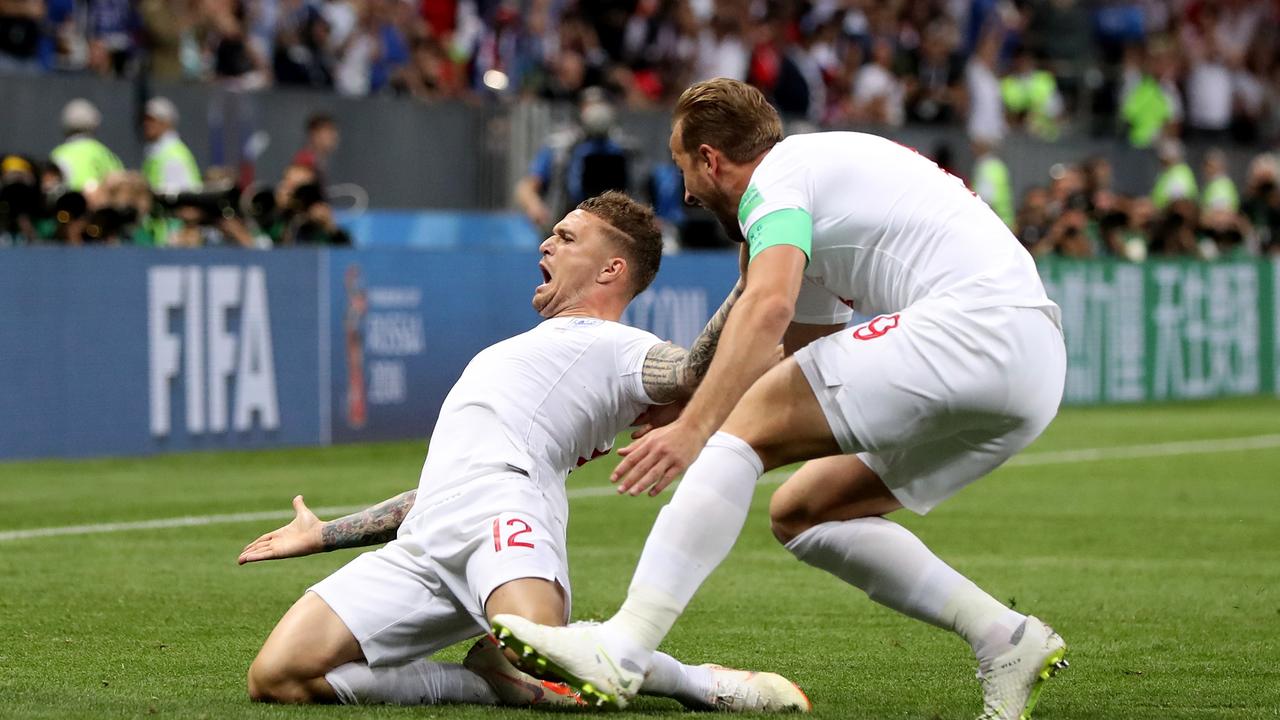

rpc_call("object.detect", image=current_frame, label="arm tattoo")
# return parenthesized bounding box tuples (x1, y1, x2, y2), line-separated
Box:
(320, 489, 417, 551)
(641, 280, 745, 403)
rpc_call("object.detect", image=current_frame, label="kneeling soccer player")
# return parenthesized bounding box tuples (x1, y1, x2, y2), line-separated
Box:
(239, 192, 809, 712)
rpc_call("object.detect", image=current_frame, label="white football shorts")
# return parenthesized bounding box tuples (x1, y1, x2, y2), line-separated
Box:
(794, 300, 1066, 514)
(309, 473, 571, 666)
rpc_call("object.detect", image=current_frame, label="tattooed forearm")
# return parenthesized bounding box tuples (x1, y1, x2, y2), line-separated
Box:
(320, 489, 417, 551)
(641, 280, 745, 403)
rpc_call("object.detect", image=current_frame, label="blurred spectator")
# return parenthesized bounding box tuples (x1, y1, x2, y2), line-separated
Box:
(204, 0, 270, 88)
(50, 99, 122, 194)
(693, 4, 747, 82)
(1183, 15, 1233, 143)
(1151, 138, 1197, 211)
(141, 97, 202, 194)
(903, 19, 964, 125)
(1242, 154, 1280, 253)
(86, 0, 137, 76)
(1119, 42, 1180, 149)
(0, 0, 43, 72)
(139, 0, 188, 81)
(966, 30, 1006, 144)
(1200, 148, 1239, 217)
(1001, 47, 1062, 141)
(395, 35, 461, 99)
(273, 4, 336, 88)
(368, 0, 412, 93)
(333, 0, 379, 96)
(851, 36, 905, 127)
(971, 135, 1014, 228)
(515, 88, 632, 232)
(292, 112, 340, 178)
(1015, 185, 1051, 251)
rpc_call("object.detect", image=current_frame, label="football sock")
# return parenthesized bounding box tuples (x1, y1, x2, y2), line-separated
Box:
(325, 659, 499, 706)
(640, 651, 715, 708)
(607, 432, 761, 663)
(785, 517, 1025, 664)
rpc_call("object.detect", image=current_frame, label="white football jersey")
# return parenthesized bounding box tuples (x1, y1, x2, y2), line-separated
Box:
(407, 316, 661, 526)
(737, 132, 1058, 324)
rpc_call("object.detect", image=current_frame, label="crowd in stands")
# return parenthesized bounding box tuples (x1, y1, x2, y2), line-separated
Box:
(0, 1, 1277, 143)
(990, 141, 1280, 260)
(0, 98, 350, 246)
(4, 1, 1280, 252)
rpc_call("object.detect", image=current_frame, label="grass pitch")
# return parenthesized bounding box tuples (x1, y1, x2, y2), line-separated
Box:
(2, 397, 1279, 719)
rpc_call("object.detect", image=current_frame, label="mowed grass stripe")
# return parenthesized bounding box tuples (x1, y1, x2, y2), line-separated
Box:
(5, 432, 1280, 542)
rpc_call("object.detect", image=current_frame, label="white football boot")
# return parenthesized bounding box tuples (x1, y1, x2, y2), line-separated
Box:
(690, 664, 812, 713)
(491, 614, 644, 709)
(976, 616, 1068, 720)
(463, 635, 587, 708)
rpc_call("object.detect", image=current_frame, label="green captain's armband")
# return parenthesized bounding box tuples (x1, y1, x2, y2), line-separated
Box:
(746, 208, 812, 261)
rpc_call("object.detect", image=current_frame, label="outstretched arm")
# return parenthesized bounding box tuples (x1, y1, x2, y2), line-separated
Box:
(639, 277, 746, 404)
(237, 490, 418, 564)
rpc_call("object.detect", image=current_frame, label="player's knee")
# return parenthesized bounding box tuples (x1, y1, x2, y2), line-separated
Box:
(768, 489, 817, 545)
(247, 658, 315, 704)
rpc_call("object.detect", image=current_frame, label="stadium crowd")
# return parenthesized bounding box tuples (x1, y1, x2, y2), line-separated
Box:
(0, 1, 1278, 141)
(3, 1, 1280, 252)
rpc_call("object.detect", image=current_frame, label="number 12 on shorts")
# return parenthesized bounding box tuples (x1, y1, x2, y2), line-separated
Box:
(492, 515, 537, 551)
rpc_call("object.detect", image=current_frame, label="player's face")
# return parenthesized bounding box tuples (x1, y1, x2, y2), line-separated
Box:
(669, 123, 743, 243)
(533, 209, 619, 317)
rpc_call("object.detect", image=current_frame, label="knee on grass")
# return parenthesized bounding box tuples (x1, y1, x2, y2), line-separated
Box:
(247, 659, 325, 704)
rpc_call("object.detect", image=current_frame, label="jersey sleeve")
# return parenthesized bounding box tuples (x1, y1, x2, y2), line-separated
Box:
(615, 328, 665, 406)
(738, 147, 814, 263)
(792, 276, 854, 325)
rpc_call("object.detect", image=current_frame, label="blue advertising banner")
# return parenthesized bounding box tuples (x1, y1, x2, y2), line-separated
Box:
(5, 243, 1279, 462)
(0, 248, 321, 460)
(325, 248, 544, 444)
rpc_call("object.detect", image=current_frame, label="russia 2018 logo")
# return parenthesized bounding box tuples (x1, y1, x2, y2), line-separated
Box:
(852, 313, 900, 340)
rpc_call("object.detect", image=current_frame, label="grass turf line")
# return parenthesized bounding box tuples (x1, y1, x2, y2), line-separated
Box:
(1, 396, 1279, 719)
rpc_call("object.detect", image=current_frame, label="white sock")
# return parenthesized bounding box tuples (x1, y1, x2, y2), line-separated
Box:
(640, 651, 715, 707)
(606, 432, 761, 662)
(325, 659, 499, 706)
(785, 518, 1025, 664)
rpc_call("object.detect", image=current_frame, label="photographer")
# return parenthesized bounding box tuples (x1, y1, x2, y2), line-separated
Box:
(1242, 155, 1280, 255)
(0, 155, 90, 245)
(251, 163, 350, 246)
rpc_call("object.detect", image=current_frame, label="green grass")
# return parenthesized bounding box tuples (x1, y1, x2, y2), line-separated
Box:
(2, 397, 1280, 719)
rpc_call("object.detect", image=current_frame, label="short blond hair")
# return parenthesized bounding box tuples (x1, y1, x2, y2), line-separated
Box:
(673, 78, 783, 163)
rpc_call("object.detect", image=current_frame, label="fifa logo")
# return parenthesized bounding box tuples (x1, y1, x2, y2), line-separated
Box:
(147, 265, 281, 437)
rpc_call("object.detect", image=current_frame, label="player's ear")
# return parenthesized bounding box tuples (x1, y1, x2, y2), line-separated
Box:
(598, 256, 627, 286)
(699, 144, 716, 172)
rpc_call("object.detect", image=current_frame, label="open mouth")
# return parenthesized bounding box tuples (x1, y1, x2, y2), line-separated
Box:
(539, 262, 552, 285)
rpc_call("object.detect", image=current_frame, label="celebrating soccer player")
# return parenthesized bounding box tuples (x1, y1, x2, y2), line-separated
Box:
(240, 191, 809, 712)
(493, 79, 1070, 720)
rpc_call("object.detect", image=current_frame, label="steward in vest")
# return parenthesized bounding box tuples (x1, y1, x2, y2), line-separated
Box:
(1152, 138, 1198, 210)
(970, 135, 1015, 228)
(1001, 49, 1063, 141)
(142, 97, 202, 194)
(50, 99, 123, 193)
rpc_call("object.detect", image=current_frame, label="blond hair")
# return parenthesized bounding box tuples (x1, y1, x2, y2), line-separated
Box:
(673, 78, 783, 163)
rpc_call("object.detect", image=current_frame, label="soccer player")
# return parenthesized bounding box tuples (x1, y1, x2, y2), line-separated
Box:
(241, 191, 809, 712)
(492, 79, 1070, 720)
